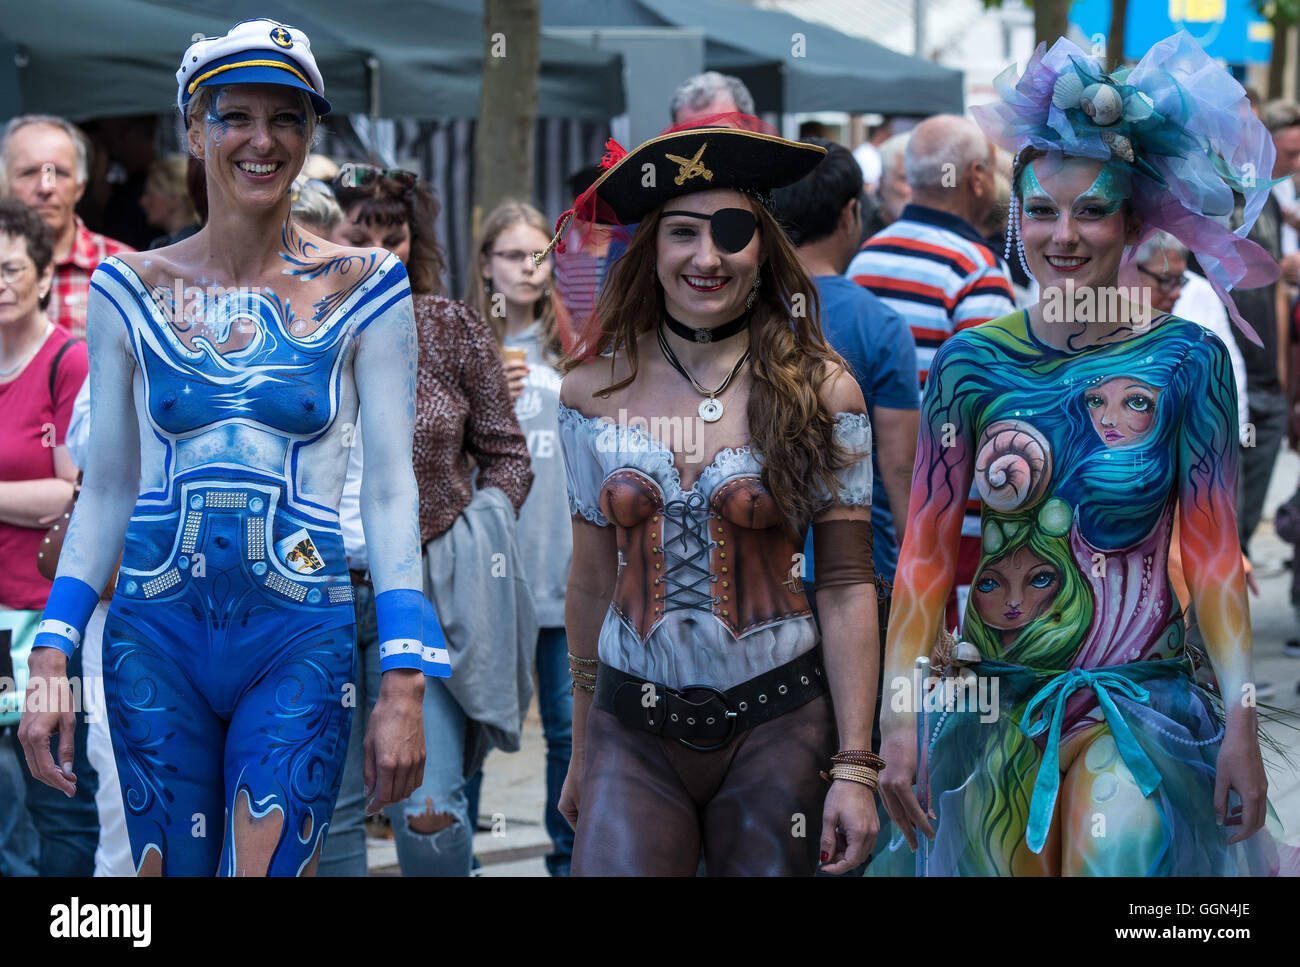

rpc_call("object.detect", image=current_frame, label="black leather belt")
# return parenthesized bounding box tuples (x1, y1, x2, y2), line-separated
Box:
(594, 648, 827, 752)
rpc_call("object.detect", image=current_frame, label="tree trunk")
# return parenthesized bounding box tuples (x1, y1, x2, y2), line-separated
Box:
(1034, 0, 1071, 49)
(473, 0, 540, 237)
(1106, 0, 1127, 70)
(1269, 12, 1289, 99)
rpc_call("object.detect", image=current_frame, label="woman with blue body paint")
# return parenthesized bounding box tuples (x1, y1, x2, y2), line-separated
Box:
(17, 19, 445, 876)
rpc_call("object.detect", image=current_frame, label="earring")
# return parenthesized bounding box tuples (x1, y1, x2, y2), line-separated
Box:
(745, 271, 761, 310)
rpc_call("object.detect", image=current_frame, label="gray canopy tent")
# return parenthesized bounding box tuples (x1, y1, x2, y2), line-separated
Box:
(0, 0, 625, 122)
(531, 0, 964, 116)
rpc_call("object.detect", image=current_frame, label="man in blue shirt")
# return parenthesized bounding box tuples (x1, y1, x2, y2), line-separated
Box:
(772, 139, 920, 586)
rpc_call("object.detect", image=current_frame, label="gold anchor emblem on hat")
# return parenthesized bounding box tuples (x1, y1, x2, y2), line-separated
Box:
(270, 26, 293, 48)
(665, 144, 713, 186)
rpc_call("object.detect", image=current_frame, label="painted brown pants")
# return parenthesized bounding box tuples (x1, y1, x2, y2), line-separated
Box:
(572, 695, 836, 876)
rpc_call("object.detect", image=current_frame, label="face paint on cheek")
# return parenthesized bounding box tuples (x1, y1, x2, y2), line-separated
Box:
(1075, 164, 1126, 216)
(1018, 163, 1056, 217)
(205, 89, 232, 147)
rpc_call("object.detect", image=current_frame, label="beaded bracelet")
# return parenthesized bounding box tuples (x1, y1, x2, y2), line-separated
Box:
(568, 652, 598, 666)
(832, 749, 886, 770)
(828, 763, 879, 788)
(569, 680, 596, 694)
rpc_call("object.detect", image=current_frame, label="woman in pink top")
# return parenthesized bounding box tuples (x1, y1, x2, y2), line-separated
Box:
(0, 198, 94, 878)
(0, 199, 87, 610)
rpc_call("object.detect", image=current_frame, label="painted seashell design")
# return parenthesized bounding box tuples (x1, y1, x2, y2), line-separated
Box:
(1080, 83, 1123, 125)
(974, 419, 1054, 512)
(1051, 71, 1085, 110)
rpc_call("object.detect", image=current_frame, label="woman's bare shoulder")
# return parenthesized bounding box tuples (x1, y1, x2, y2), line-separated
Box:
(560, 352, 629, 417)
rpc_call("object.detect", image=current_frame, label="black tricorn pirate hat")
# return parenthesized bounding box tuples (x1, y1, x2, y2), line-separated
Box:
(537, 117, 827, 261)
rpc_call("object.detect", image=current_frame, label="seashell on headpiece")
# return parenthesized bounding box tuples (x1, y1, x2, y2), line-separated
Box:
(1080, 83, 1123, 125)
(971, 31, 1282, 346)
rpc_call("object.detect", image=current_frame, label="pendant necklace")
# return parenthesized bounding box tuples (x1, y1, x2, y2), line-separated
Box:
(656, 320, 750, 423)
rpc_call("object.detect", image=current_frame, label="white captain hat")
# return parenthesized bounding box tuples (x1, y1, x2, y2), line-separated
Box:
(176, 19, 331, 117)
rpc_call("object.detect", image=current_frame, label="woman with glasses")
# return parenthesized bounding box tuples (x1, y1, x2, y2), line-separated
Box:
(18, 20, 443, 876)
(462, 200, 573, 874)
(0, 199, 94, 876)
(318, 165, 534, 877)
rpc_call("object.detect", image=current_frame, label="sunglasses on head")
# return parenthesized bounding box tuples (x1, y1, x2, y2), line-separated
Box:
(658, 207, 758, 253)
(334, 163, 419, 191)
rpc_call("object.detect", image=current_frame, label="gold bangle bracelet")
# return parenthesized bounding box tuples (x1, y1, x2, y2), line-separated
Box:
(567, 652, 598, 666)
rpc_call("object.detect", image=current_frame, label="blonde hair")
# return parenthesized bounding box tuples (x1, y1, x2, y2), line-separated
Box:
(465, 200, 565, 365)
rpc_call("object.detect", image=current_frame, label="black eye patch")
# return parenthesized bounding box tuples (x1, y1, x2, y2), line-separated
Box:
(659, 207, 757, 253)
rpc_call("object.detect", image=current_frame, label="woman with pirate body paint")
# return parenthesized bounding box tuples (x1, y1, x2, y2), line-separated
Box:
(552, 118, 882, 875)
(874, 33, 1289, 876)
(17, 20, 445, 876)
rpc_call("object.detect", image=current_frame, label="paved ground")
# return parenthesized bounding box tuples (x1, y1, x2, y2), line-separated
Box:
(368, 450, 1300, 875)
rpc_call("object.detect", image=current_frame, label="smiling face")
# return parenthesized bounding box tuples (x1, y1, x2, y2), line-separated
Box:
(972, 545, 1061, 635)
(1018, 156, 1139, 294)
(482, 221, 552, 311)
(3, 123, 84, 240)
(188, 84, 310, 213)
(1084, 377, 1159, 447)
(656, 189, 761, 327)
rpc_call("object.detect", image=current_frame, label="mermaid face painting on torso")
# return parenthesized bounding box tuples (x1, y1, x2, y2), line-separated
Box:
(950, 311, 1217, 674)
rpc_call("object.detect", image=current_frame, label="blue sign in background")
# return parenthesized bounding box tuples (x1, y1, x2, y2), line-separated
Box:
(1070, 0, 1271, 65)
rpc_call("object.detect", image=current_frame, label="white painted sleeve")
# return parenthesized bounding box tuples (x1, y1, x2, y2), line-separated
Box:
(353, 290, 422, 596)
(57, 282, 141, 591)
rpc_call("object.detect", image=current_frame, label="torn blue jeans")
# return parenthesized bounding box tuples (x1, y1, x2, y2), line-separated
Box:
(318, 581, 471, 876)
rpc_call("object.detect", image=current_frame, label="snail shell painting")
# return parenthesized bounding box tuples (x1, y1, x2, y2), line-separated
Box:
(973, 419, 1054, 513)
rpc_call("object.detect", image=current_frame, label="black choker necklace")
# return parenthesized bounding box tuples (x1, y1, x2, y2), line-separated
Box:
(662, 308, 750, 344)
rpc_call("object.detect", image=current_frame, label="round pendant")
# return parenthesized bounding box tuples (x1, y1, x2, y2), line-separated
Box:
(699, 397, 723, 422)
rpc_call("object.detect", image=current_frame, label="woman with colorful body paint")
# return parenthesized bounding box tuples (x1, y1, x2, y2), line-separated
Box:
(17, 20, 445, 876)
(873, 33, 1286, 875)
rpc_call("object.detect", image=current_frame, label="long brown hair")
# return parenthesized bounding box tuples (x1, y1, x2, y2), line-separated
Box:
(574, 197, 851, 537)
(332, 174, 446, 295)
(464, 200, 565, 365)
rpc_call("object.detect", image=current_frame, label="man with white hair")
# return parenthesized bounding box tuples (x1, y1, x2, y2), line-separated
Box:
(670, 71, 755, 124)
(1123, 231, 1250, 440)
(1, 115, 133, 337)
(847, 113, 1015, 625)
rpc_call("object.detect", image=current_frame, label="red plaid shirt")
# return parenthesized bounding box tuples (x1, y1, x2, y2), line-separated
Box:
(49, 218, 134, 338)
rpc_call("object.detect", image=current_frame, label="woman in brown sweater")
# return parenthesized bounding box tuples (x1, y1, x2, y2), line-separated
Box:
(318, 164, 532, 876)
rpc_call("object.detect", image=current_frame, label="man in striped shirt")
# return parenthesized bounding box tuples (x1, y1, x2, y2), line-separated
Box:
(848, 114, 1016, 626)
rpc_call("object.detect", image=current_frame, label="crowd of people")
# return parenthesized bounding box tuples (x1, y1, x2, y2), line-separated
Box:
(0, 17, 1297, 877)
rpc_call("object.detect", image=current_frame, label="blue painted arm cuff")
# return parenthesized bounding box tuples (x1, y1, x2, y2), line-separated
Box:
(36, 576, 100, 655)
